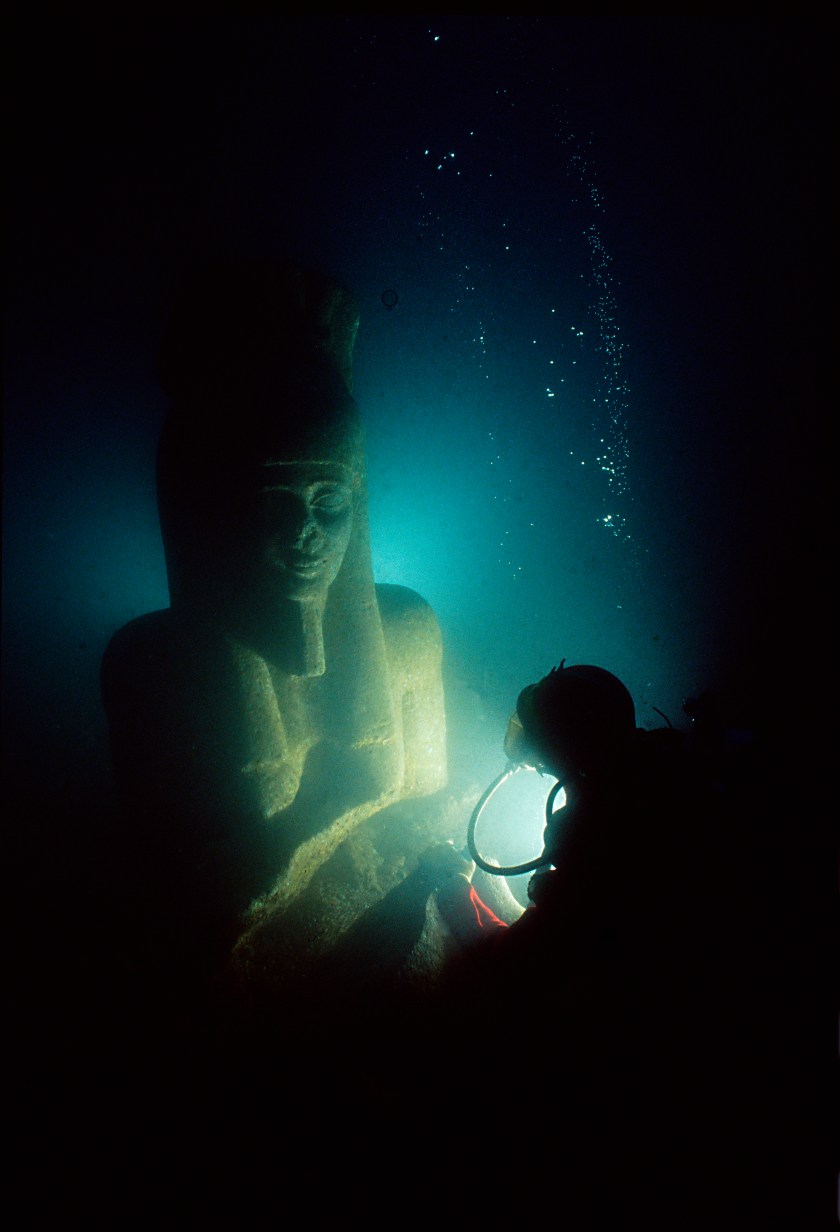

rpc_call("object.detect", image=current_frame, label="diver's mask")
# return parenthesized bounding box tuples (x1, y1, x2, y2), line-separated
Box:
(503, 707, 544, 770)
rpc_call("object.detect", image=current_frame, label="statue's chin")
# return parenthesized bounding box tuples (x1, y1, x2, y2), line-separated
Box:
(266, 554, 345, 604)
(276, 575, 331, 603)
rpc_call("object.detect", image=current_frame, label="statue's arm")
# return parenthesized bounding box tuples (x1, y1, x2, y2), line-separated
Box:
(101, 613, 281, 907)
(376, 583, 447, 797)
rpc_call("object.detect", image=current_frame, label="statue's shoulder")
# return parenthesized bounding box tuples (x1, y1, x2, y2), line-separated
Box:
(376, 583, 440, 635)
(375, 583, 442, 669)
(103, 608, 175, 664)
(101, 609, 181, 710)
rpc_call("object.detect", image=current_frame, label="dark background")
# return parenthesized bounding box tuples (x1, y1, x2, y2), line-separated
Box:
(5, 15, 832, 1214)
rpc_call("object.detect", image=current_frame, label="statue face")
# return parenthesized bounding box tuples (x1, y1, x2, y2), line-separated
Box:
(251, 463, 355, 602)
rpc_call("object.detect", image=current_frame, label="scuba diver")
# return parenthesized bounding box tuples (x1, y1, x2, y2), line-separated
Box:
(403, 663, 778, 1222)
(417, 662, 751, 1217)
(435, 659, 690, 947)
(472, 660, 644, 895)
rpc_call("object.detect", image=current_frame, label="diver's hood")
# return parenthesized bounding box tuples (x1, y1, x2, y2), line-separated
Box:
(515, 662, 636, 780)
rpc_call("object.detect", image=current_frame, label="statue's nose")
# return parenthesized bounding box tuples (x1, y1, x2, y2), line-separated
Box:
(294, 505, 322, 548)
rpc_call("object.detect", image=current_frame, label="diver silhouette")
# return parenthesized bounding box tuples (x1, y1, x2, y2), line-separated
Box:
(434, 661, 687, 945)
(415, 661, 776, 1222)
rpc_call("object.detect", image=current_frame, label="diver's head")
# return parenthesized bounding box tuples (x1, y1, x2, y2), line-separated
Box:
(505, 661, 636, 784)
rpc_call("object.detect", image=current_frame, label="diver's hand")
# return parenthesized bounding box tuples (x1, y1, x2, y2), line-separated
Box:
(417, 841, 476, 889)
(434, 873, 508, 944)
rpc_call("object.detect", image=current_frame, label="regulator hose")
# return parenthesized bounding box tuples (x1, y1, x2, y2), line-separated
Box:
(466, 764, 555, 877)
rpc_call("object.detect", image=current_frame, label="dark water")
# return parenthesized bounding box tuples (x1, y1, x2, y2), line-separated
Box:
(5, 17, 830, 767)
(6, 16, 830, 1220)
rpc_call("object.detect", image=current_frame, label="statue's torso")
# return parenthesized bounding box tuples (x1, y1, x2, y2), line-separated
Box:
(101, 583, 445, 918)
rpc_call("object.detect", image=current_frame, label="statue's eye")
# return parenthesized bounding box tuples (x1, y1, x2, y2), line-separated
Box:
(312, 487, 352, 514)
(258, 489, 300, 527)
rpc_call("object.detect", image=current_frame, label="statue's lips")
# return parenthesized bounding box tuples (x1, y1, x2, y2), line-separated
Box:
(279, 554, 329, 577)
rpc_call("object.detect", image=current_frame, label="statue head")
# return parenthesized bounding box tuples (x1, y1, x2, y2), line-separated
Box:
(253, 461, 355, 603)
(156, 260, 374, 676)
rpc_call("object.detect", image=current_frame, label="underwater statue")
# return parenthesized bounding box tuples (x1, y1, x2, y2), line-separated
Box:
(101, 261, 451, 989)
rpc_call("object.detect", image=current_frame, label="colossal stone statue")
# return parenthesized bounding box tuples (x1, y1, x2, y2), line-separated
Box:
(101, 261, 449, 990)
